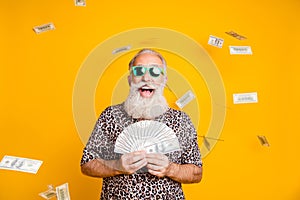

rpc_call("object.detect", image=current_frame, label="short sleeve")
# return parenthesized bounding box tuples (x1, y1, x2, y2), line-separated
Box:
(178, 112, 203, 167)
(80, 107, 120, 165)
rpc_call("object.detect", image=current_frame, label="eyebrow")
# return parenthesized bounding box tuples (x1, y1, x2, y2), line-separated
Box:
(134, 63, 163, 66)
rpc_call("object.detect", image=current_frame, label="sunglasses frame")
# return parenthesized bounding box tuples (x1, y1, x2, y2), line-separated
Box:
(131, 65, 165, 78)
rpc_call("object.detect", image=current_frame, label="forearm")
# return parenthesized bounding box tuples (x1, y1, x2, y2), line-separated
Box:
(81, 158, 122, 178)
(166, 163, 202, 184)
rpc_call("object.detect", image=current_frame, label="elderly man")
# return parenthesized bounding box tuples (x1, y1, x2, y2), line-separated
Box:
(80, 48, 203, 199)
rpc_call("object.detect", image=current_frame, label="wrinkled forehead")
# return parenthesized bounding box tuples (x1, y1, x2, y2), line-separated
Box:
(133, 53, 163, 66)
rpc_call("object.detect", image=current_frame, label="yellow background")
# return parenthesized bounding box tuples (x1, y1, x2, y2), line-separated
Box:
(1, 0, 300, 199)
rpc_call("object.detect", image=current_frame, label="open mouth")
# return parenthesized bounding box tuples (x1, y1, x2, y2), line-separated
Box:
(139, 85, 155, 98)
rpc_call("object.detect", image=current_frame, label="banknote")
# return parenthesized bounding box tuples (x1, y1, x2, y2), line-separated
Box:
(144, 138, 181, 154)
(0, 155, 43, 174)
(225, 31, 247, 40)
(257, 135, 270, 147)
(229, 46, 253, 55)
(112, 45, 131, 54)
(208, 35, 224, 48)
(203, 137, 211, 150)
(75, 0, 86, 6)
(33, 23, 55, 34)
(233, 92, 258, 104)
(39, 187, 57, 200)
(176, 90, 195, 109)
(56, 183, 71, 200)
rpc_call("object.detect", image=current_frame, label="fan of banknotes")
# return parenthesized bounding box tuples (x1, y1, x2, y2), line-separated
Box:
(114, 120, 181, 154)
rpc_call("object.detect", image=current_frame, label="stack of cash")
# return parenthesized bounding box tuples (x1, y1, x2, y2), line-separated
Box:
(114, 120, 181, 154)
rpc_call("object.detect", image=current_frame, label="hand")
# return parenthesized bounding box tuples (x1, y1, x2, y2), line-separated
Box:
(146, 153, 170, 177)
(116, 151, 147, 174)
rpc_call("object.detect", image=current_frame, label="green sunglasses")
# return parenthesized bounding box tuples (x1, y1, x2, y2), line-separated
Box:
(131, 65, 165, 77)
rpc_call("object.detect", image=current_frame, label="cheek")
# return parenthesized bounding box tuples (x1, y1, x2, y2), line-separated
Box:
(132, 76, 142, 84)
(154, 76, 165, 84)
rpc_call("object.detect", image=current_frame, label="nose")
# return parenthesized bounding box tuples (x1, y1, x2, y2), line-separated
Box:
(142, 70, 151, 82)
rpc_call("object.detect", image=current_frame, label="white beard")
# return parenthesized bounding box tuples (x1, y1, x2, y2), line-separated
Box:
(124, 81, 169, 119)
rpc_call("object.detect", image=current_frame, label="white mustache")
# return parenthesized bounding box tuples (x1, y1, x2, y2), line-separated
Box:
(131, 82, 157, 90)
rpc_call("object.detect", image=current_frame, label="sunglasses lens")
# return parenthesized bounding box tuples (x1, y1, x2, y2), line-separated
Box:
(133, 66, 146, 76)
(149, 67, 162, 77)
(132, 65, 163, 77)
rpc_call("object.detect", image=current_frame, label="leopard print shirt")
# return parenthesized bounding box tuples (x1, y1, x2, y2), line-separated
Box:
(81, 103, 202, 200)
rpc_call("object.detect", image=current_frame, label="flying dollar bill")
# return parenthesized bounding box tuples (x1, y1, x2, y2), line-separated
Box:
(33, 23, 55, 34)
(208, 35, 224, 48)
(39, 185, 57, 200)
(229, 46, 253, 55)
(225, 31, 247, 40)
(0, 155, 43, 174)
(112, 45, 131, 54)
(257, 135, 270, 147)
(75, 0, 86, 6)
(176, 90, 195, 109)
(56, 183, 71, 200)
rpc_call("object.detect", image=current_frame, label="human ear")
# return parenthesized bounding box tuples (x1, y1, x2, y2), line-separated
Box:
(163, 76, 168, 85)
(127, 75, 132, 86)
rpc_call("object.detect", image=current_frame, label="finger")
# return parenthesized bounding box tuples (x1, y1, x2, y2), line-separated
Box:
(123, 152, 146, 165)
(119, 157, 147, 174)
(146, 155, 168, 166)
(130, 150, 146, 156)
(148, 169, 164, 177)
(146, 157, 162, 166)
(145, 153, 162, 159)
(135, 150, 147, 154)
(126, 159, 147, 174)
(129, 158, 147, 171)
(147, 163, 164, 171)
(127, 150, 146, 157)
(146, 153, 167, 162)
(129, 154, 146, 164)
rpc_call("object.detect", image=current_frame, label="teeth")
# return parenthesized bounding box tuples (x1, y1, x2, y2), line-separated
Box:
(141, 86, 154, 90)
